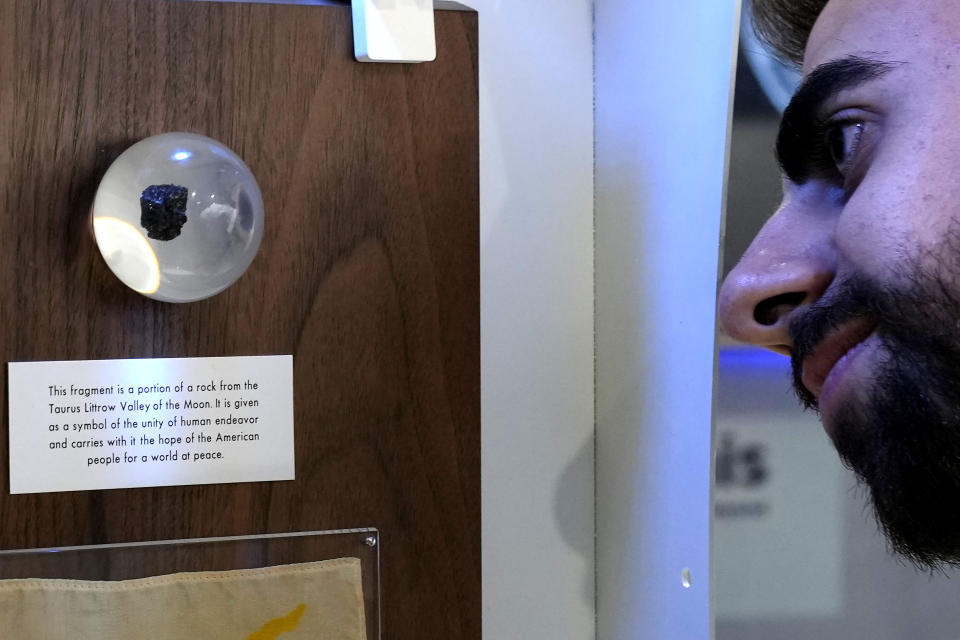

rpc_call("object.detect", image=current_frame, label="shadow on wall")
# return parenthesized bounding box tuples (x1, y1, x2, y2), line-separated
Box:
(555, 435, 596, 605)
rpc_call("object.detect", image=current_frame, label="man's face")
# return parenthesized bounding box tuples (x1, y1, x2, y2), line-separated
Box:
(719, 0, 960, 567)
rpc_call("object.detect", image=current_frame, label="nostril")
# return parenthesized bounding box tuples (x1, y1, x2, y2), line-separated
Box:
(753, 291, 807, 326)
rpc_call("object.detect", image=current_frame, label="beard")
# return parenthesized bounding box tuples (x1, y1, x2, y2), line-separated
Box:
(789, 268, 960, 570)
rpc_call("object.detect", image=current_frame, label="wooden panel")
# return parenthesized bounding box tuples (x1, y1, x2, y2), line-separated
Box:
(0, 1, 480, 637)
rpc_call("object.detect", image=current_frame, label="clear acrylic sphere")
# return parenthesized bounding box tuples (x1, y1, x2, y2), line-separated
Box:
(92, 132, 264, 302)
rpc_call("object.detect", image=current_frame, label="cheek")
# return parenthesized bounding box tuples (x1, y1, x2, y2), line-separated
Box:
(833, 184, 913, 279)
(835, 141, 960, 280)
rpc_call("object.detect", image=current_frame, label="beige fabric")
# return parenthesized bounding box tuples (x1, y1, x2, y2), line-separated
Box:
(0, 558, 366, 640)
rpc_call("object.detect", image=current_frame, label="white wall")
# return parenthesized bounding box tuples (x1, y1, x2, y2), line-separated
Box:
(471, 1, 596, 638)
(214, 2, 596, 635)
(595, 2, 739, 639)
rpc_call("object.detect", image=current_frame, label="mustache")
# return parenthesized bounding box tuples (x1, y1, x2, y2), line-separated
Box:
(787, 269, 960, 409)
(788, 277, 883, 409)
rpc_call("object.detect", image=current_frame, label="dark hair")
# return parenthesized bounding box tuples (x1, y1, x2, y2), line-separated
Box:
(751, 0, 830, 66)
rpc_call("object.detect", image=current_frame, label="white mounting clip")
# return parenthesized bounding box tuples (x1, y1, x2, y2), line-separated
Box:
(352, 0, 437, 63)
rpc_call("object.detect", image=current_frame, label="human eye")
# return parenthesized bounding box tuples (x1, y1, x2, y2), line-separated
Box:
(826, 120, 864, 179)
(777, 104, 880, 195)
(820, 111, 877, 195)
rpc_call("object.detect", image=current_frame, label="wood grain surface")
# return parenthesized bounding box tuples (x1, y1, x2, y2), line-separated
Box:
(0, 1, 480, 637)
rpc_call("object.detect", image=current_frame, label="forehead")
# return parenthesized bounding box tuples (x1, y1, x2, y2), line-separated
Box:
(804, 0, 960, 73)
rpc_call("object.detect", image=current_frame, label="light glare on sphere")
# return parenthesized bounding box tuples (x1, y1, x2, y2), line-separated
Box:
(92, 133, 264, 302)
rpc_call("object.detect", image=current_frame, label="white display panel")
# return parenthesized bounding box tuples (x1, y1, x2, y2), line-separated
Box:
(596, 1, 741, 638)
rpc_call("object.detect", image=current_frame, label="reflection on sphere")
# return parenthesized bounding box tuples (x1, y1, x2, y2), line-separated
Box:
(93, 133, 264, 302)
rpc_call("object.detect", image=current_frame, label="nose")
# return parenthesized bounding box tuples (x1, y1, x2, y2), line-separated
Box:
(718, 192, 836, 353)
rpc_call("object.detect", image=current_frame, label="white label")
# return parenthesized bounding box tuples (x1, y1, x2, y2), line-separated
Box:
(714, 348, 845, 620)
(352, 0, 436, 63)
(8, 355, 294, 494)
(713, 412, 845, 619)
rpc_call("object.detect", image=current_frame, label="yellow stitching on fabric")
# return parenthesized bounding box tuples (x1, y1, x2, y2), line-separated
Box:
(245, 603, 306, 640)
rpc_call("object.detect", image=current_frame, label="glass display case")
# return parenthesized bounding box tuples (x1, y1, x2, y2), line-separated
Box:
(0, 529, 379, 639)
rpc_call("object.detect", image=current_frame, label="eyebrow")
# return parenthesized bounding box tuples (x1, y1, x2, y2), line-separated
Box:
(776, 56, 897, 183)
